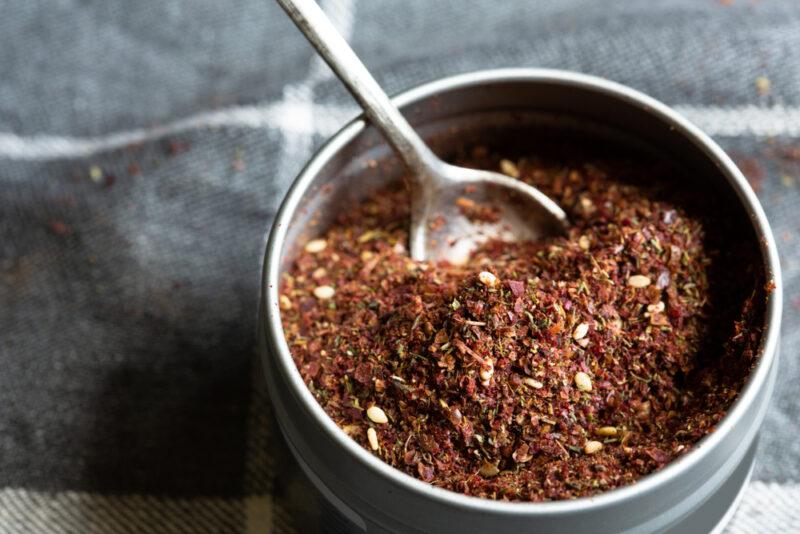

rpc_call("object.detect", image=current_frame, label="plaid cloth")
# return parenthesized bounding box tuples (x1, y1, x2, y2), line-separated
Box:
(1, 0, 799, 532)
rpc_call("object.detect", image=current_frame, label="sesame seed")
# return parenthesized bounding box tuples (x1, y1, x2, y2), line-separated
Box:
(595, 426, 618, 437)
(584, 440, 603, 454)
(311, 267, 327, 279)
(499, 159, 520, 178)
(523, 377, 544, 389)
(456, 197, 476, 209)
(479, 360, 494, 386)
(647, 301, 665, 313)
(628, 274, 651, 288)
(313, 285, 335, 299)
(366, 405, 388, 424)
(279, 295, 292, 310)
(574, 372, 593, 392)
(367, 427, 379, 450)
(478, 271, 498, 288)
(304, 239, 328, 253)
(573, 322, 589, 341)
(357, 230, 379, 243)
(579, 196, 595, 213)
(578, 235, 591, 250)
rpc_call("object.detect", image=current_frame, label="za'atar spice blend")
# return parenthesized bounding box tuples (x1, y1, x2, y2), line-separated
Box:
(279, 143, 766, 501)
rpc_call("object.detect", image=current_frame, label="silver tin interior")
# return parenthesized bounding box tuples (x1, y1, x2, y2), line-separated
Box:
(259, 69, 782, 533)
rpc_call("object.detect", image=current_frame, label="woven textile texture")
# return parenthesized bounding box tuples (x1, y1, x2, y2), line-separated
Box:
(1, 0, 799, 532)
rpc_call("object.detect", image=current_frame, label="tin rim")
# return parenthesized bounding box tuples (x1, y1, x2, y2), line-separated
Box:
(263, 68, 782, 516)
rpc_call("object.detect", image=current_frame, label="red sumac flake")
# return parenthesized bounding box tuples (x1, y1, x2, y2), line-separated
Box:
(280, 145, 765, 501)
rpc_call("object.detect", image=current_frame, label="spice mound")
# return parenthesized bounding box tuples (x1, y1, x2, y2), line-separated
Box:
(280, 151, 764, 501)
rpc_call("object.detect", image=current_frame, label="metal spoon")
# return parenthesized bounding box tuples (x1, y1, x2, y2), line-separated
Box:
(277, 0, 568, 263)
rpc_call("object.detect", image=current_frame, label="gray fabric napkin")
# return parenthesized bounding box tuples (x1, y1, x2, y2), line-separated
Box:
(1, 0, 798, 532)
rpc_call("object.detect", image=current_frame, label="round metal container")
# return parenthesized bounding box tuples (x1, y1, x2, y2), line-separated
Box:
(258, 69, 782, 533)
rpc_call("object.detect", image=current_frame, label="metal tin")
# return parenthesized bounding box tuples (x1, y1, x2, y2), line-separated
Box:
(259, 69, 782, 533)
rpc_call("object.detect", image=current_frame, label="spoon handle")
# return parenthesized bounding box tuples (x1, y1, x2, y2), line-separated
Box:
(276, 0, 436, 178)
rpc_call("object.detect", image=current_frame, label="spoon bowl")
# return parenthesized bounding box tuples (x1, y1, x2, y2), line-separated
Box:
(278, 0, 568, 262)
(409, 160, 568, 263)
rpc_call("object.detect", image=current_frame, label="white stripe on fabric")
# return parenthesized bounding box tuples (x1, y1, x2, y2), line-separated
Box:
(271, 0, 356, 204)
(243, 3, 356, 534)
(244, 496, 273, 534)
(0, 103, 798, 161)
(0, 102, 357, 161)
(0, 488, 245, 534)
(726, 482, 800, 533)
(0, 482, 798, 533)
(674, 105, 800, 138)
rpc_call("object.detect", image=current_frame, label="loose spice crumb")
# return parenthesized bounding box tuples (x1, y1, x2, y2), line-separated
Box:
(47, 220, 74, 236)
(457, 197, 501, 223)
(342, 424, 360, 436)
(755, 76, 771, 95)
(736, 156, 766, 193)
(89, 165, 103, 183)
(479, 461, 500, 478)
(232, 148, 246, 172)
(456, 197, 476, 209)
(165, 139, 190, 156)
